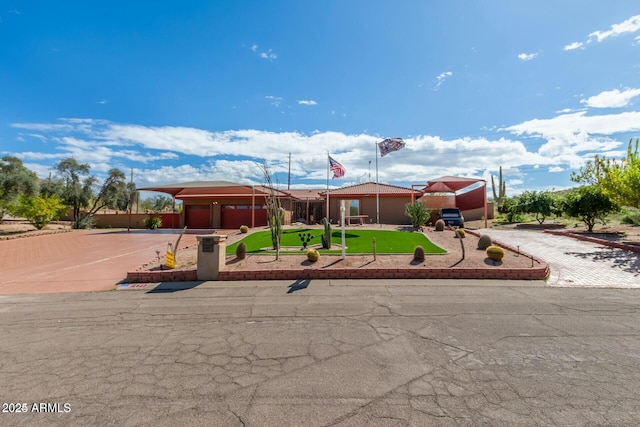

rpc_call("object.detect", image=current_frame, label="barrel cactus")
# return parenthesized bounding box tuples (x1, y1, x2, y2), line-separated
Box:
(477, 234, 492, 250)
(306, 249, 320, 262)
(239, 225, 249, 233)
(413, 246, 425, 262)
(455, 229, 466, 238)
(236, 242, 247, 260)
(486, 245, 505, 262)
(435, 219, 445, 231)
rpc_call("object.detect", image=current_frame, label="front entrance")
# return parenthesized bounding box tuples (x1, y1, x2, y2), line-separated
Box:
(185, 205, 211, 228)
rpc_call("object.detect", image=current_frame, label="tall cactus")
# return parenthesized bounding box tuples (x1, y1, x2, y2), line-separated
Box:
(321, 217, 332, 249)
(491, 166, 506, 207)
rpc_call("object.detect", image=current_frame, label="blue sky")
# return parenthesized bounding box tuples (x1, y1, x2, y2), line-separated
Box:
(2, 1, 640, 198)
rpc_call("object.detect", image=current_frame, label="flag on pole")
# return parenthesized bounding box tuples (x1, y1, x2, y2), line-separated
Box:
(378, 137, 405, 157)
(329, 156, 346, 179)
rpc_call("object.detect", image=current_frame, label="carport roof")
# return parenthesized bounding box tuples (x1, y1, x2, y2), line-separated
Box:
(422, 176, 485, 192)
(138, 181, 294, 199)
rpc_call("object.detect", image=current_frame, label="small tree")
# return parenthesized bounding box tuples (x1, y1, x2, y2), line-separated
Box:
(572, 138, 640, 209)
(261, 162, 283, 259)
(0, 156, 40, 221)
(404, 202, 430, 228)
(50, 158, 129, 228)
(516, 190, 557, 224)
(559, 186, 619, 232)
(11, 194, 68, 230)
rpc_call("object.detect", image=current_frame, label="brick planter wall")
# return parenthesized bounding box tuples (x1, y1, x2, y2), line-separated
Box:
(126, 259, 549, 283)
(125, 229, 550, 283)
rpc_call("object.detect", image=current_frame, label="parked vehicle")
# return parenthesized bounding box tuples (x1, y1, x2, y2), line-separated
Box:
(439, 208, 464, 227)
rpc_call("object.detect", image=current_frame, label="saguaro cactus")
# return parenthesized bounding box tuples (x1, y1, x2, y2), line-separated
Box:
(491, 166, 506, 207)
(321, 217, 332, 249)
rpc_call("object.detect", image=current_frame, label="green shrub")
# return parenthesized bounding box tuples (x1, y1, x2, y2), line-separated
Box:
(435, 219, 445, 231)
(236, 242, 247, 260)
(11, 194, 67, 230)
(486, 245, 505, 262)
(239, 225, 249, 233)
(405, 202, 430, 228)
(478, 234, 492, 250)
(620, 209, 640, 225)
(455, 229, 466, 238)
(144, 216, 162, 229)
(413, 245, 425, 262)
(306, 249, 320, 262)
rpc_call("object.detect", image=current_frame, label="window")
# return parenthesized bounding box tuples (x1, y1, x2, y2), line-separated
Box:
(341, 199, 359, 216)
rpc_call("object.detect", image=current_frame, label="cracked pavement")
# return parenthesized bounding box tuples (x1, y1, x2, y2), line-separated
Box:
(1, 279, 640, 426)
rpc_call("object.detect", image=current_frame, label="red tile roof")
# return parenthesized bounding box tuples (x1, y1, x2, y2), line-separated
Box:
(322, 182, 419, 196)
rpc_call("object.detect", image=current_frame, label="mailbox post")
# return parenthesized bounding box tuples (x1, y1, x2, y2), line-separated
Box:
(196, 234, 228, 280)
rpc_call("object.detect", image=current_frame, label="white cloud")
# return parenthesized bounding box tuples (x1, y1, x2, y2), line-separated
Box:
(563, 15, 640, 52)
(433, 71, 453, 91)
(265, 95, 283, 107)
(97, 99, 108, 105)
(249, 44, 277, 60)
(10, 112, 640, 188)
(588, 14, 640, 43)
(503, 110, 640, 167)
(260, 49, 277, 60)
(297, 100, 317, 106)
(580, 88, 640, 108)
(517, 52, 537, 61)
(549, 166, 564, 172)
(563, 41, 583, 51)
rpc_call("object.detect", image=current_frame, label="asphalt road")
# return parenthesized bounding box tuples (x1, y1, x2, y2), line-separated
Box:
(1, 279, 639, 426)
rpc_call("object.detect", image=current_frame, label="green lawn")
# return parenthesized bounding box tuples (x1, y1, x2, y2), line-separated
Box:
(226, 228, 446, 255)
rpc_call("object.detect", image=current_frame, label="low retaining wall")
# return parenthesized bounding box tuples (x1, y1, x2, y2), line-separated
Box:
(126, 265, 548, 283)
(124, 229, 549, 283)
(544, 230, 640, 254)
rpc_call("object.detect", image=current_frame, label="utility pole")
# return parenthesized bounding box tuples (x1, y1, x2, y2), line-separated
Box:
(368, 161, 371, 181)
(287, 152, 291, 190)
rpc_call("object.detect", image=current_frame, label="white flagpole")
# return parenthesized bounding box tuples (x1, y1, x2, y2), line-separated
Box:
(375, 142, 380, 225)
(326, 152, 330, 221)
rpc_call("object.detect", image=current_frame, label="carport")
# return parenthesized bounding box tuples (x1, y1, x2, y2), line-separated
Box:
(416, 176, 488, 227)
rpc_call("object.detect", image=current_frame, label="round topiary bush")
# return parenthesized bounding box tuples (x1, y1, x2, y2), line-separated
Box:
(435, 219, 445, 231)
(478, 234, 492, 250)
(239, 225, 249, 233)
(486, 245, 505, 262)
(413, 245, 425, 262)
(306, 249, 320, 262)
(455, 229, 466, 238)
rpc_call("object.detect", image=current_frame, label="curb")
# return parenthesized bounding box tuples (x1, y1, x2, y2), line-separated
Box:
(543, 230, 640, 254)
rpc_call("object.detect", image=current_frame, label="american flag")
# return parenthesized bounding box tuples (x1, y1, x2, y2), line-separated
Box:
(329, 156, 346, 179)
(378, 137, 405, 157)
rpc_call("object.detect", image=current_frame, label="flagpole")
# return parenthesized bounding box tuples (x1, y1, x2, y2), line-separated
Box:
(375, 142, 379, 225)
(326, 152, 330, 221)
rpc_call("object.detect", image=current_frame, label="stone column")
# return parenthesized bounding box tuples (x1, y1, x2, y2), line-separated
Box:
(196, 234, 228, 280)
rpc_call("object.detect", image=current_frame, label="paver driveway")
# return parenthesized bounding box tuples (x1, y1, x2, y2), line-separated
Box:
(483, 228, 640, 288)
(0, 229, 199, 294)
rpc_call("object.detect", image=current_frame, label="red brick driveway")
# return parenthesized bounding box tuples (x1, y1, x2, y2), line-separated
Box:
(0, 230, 199, 294)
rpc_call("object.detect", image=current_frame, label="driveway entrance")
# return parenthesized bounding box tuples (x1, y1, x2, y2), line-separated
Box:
(482, 228, 639, 288)
(0, 230, 198, 294)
